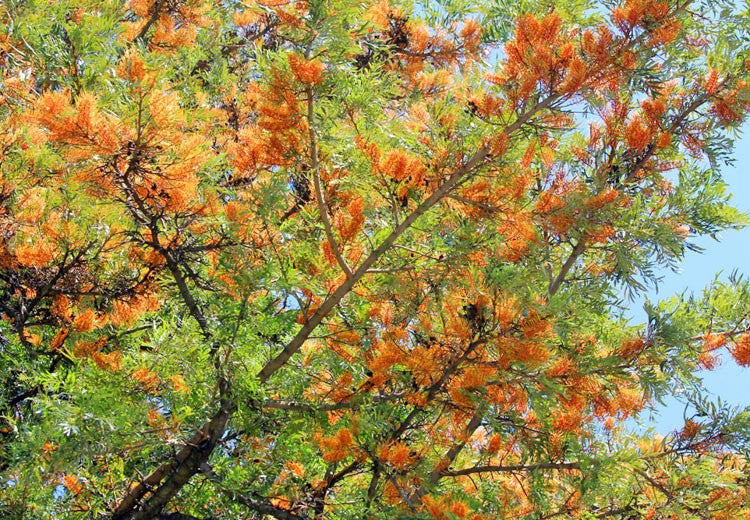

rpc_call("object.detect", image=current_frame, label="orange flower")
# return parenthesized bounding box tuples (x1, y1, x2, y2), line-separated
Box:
(379, 149, 419, 182)
(587, 187, 619, 209)
(147, 408, 165, 427)
(449, 500, 470, 519)
(109, 299, 142, 327)
(334, 195, 365, 242)
(50, 295, 72, 322)
(489, 133, 510, 156)
(115, 49, 147, 81)
(132, 367, 160, 392)
(285, 461, 306, 478)
(73, 339, 104, 358)
(317, 428, 354, 462)
(589, 224, 615, 244)
(92, 351, 123, 372)
(698, 351, 720, 369)
(547, 356, 575, 378)
(15, 240, 57, 268)
(22, 330, 42, 346)
(62, 474, 83, 496)
(422, 494, 448, 519)
(73, 308, 98, 333)
(50, 328, 70, 350)
(625, 115, 651, 150)
(679, 418, 701, 440)
(619, 336, 645, 358)
(233, 10, 261, 27)
(560, 58, 586, 94)
(641, 97, 667, 122)
(168, 374, 190, 393)
(288, 54, 324, 85)
(705, 69, 719, 96)
(382, 442, 413, 469)
(655, 131, 672, 148)
(494, 294, 519, 329)
(487, 433, 503, 454)
(730, 332, 750, 367)
(614, 386, 644, 418)
(460, 19, 482, 51)
(703, 332, 728, 351)
(410, 23, 431, 52)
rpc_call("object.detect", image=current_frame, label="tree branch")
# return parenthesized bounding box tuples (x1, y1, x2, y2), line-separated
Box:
(112, 404, 234, 520)
(133, 0, 165, 44)
(441, 461, 580, 477)
(548, 239, 586, 296)
(306, 86, 353, 279)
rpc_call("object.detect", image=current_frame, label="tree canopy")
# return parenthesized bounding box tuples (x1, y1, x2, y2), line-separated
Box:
(1, 0, 750, 518)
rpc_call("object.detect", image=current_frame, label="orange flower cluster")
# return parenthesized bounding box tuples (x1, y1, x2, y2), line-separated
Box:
(132, 367, 161, 392)
(581, 27, 615, 73)
(50, 328, 70, 351)
(703, 332, 728, 352)
(122, 0, 211, 51)
(108, 293, 160, 328)
(496, 337, 551, 369)
(50, 296, 72, 322)
(73, 337, 107, 359)
(710, 86, 749, 127)
(587, 186, 620, 209)
(229, 78, 303, 177)
(588, 224, 615, 244)
(378, 149, 428, 191)
(316, 428, 354, 462)
(619, 336, 646, 359)
(625, 115, 652, 150)
(487, 433, 504, 454)
(73, 308, 100, 333)
(62, 474, 83, 496)
(679, 418, 701, 441)
(169, 374, 190, 394)
(367, 340, 405, 375)
(285, 460, 306, 478)
(497, 210, 536, 262)
(730, 332, 750, 367)
(92, 351, 123, 372)
(501, 13, 587, 105)
(379, 442, 415, 470)
(459, 19, 482, 52)
(333, 195, 365, 242)
(409, 23, 432, 53)
(32, 90, 122, 156)
(641, 97, 667, 125)
(614, 385, 645, 419)
(288, 54, 325, 85)
(547, 356, 576, 379)
(115, 50, 148, 83)
(233, 10, 261, 27)
(612, 0, 670, 32)
(422, 495, 477, 520)
(13, 239, 57, 268)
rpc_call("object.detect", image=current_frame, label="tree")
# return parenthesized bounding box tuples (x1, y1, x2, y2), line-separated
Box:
(1, 0, 750, 517)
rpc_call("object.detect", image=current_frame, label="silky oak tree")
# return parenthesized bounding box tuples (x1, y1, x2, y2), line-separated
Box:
(1, 0, 750, 518)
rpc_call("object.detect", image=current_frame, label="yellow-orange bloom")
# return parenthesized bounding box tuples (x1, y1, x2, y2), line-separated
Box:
(625, 116, 651, 150)
(730, 332, 750, 366)
(289, 54, 324, 85)
(62, 474, 83, 496)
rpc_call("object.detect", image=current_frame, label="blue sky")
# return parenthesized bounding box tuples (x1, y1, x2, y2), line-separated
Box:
(630, 122, 750, 432)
